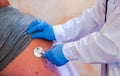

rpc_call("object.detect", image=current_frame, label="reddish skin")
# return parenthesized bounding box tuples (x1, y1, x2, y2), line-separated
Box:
(0, 0, 10, 8)
(0, 39, 59, 76)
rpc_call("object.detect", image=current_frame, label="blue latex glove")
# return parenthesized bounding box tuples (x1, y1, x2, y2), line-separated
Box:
(44, 44, 69, 66)
(26, 20, 56, 40)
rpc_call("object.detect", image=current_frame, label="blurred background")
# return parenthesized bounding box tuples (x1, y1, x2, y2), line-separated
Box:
(9, 0, 101, 76)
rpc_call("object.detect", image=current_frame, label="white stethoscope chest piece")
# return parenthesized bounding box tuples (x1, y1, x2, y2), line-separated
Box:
(34, 47, 45, 57)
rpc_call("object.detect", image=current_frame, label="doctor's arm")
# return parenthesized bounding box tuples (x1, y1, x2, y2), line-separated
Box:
(62, 31, 120, 63)
(53, 0, 106, 42)
(44, 30, 120, 66)
(26, 0, 106, 42)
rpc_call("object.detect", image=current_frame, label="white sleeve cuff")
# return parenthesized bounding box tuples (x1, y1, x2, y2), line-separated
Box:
(53, 25, 66, 42)
(62, 42, 80, 60)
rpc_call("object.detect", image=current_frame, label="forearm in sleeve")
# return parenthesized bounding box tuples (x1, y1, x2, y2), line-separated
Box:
(53, 0, 106, 42)
(62, 32, 120, 64)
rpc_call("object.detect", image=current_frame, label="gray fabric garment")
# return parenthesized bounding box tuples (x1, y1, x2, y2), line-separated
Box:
(0, 6, 36, 71)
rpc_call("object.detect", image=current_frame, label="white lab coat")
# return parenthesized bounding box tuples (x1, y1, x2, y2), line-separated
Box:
(53, 0, 120, 76)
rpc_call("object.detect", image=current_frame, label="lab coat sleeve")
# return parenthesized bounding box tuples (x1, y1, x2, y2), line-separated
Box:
(53, 0, 106, 42)
(62, 31, 120, 63)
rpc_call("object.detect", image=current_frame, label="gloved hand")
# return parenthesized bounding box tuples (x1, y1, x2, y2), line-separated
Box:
(44, 44, 69, 66)
(26, 19, 56, 40)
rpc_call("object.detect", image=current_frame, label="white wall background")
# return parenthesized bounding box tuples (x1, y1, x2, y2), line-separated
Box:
(9, 0, 95, 25)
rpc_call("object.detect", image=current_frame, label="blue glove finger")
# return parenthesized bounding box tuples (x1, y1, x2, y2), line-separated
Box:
(40, 20, 50, 27)
(44, 51, 50, 58)
(27, 19, 41, 31)
(52, 44, 69, 66)
(44, 50, 58, 65)
(32, 31, 54, 40)
(46, 56, 57, 65)
(31, 32, 45, 39)
(44, 44, 69, 66)
(27, 24, 45, 34)
(44, 45, 57, 65)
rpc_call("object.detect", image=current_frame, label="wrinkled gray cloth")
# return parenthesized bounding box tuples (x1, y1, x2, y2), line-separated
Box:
(0, 6, 36, 71)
